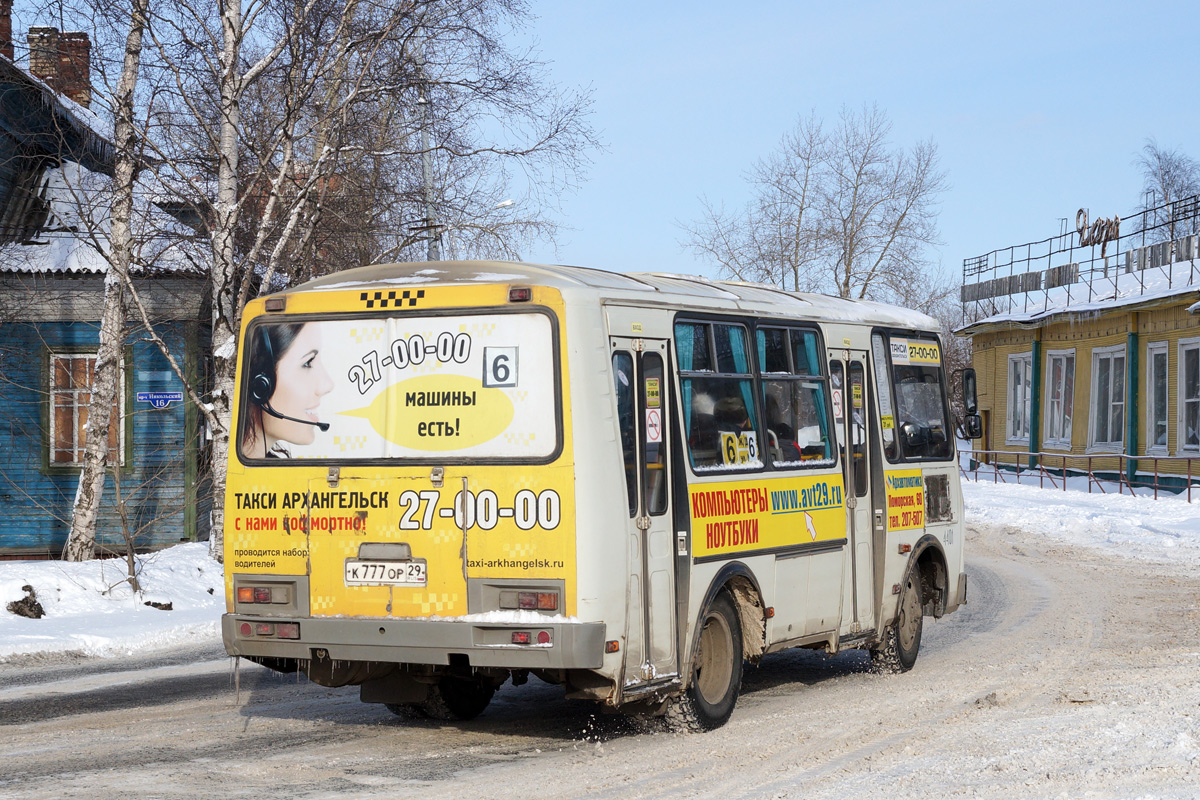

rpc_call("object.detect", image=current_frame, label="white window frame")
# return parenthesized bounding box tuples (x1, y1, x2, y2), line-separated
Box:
(1005, 352, 1033, 445)
(1088, 344, 1126, 452)
(1146, 341, 1169, 455)
(47, 352, 126, 467)
(1043, 348, 1075, 449)
(1180, 337, 1200, 453)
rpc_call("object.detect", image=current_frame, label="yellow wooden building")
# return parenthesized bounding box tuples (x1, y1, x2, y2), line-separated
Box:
(958, 201, 1200, 488)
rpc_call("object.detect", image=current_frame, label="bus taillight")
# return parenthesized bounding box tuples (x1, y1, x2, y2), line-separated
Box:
(275, 623, 300, 639)
(237, 583, 290, 604)
(237, 621, 300, 639)
(499, 590, 558, 611)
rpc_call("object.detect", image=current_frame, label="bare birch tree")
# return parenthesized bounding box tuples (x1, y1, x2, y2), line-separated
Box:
(134, 0, 594, 558)
(683, 115, 827, 291)
(64, 0, 148, 561)
(1135, 138, 1200, 242)
(24, 0, 592, 561)
(682, 105, 947, 305)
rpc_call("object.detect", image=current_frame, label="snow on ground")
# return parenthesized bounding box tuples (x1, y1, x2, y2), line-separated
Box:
(962, 477, 1200, 566)
(0, 543, 223, 661)
(1, 477, 1199, 663)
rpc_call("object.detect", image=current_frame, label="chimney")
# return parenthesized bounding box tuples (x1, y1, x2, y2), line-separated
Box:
(0, 0, 13, 61)
(25, 26, 91, 109)
(27, 26, 58, 85)
(58, 32, 90, 108)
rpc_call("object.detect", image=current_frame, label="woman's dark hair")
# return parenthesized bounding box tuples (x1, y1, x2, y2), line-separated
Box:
(242, 322, 304, 451)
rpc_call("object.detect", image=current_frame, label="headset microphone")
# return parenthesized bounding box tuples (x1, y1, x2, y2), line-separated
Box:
(252, 326, 330, 432)
(261, 401, 330, 432)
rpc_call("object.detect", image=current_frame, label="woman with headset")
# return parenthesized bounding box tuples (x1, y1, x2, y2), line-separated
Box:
(242, 322, 335, 458)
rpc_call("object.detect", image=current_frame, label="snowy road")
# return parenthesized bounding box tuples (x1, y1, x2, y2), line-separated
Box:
(2, 520, 1198, 799)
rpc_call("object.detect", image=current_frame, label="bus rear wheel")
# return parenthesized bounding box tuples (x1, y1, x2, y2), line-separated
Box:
(665, 591, 743, 732)
(420, 676, 496, 720)
(385, 676, 496, 721)
(871, 570, 923, 674)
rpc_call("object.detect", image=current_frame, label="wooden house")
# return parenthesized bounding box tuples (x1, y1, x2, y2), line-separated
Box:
(958, 200, 1200, 490)
(0, 10, 211, 558)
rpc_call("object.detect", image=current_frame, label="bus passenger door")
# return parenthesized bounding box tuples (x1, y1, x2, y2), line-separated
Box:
(611, 339, 677, 683)
(829, 353, 876, 635)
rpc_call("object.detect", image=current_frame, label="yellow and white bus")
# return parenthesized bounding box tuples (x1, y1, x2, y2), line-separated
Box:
(223, 261, 972, 730)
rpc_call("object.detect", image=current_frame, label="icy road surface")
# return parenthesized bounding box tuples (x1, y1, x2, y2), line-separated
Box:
(2, 520, 1199, 799)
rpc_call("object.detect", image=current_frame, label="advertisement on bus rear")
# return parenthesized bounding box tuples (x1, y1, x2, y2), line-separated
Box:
(238, 311, 558, 462)
(226, 295, 577, 620)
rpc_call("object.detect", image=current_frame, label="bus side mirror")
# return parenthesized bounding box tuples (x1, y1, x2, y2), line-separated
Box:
(964, 414, 983, 440)
(961, 368, 978, 416)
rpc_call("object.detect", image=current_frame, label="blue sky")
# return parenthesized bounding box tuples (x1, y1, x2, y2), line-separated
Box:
(520, 1, 1199, 284)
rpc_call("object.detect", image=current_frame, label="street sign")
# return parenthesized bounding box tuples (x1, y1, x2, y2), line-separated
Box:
(136, 391, 183, 409)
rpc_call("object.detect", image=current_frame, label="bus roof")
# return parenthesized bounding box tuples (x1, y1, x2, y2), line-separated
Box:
(294, 260, 939, 332)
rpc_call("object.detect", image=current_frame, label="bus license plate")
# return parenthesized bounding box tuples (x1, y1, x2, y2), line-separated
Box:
(344, 560, 427, 586)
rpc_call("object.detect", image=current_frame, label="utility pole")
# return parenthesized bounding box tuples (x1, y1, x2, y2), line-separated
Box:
(417, 28, 439, 261)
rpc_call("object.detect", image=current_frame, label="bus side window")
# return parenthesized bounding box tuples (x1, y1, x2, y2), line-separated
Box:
(849, 362, 868, 497)
(613, 352, 637, 517)
(757, 327, 832, 468)
(829, 361, 845, 451)
(676, 321, 759, 470)
(642, 353, 667, 515)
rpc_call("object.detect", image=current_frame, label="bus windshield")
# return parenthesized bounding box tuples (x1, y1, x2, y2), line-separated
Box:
(237, 311, 559, 462)
(887, 336, 952, 461)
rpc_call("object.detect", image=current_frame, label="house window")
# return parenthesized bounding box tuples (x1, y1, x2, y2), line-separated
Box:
(1090, 345, 1126, 449)
(1182, 339, 1200, 452)
(1147, 342, 1168, 453)
(1044, 350, 1074, 447)
(1006, 352, 1033, 443)
(48, 353, 124, 466)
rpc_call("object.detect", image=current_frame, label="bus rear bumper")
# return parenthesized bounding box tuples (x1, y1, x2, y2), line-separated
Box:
(222, 614, 607, 670)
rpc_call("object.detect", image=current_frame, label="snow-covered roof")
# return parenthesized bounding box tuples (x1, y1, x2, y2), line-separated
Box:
(0, 163, 206, 276)
(957, 258, 1200, 336)
(297, 260, 940, 330)
(0, 54, 114, 174)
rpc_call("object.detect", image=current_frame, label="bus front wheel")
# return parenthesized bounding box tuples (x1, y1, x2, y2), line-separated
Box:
(871, 571, 923, 674)
(666, 591, 743, 732)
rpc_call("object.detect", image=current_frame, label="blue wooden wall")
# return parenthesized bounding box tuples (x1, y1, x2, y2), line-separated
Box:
(0, 319, 208, 557)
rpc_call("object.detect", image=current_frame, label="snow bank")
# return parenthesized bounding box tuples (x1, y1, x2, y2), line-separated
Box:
(962, 479, 1200, 566)
(0, 543, 223, 661)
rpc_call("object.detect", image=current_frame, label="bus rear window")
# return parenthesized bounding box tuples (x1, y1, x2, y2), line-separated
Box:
(238, 311, 559, 462)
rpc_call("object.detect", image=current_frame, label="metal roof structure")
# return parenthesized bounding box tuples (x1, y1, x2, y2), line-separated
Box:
(959, 193, 1200, 334)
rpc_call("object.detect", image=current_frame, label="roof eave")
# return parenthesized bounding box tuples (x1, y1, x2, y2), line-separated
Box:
(958, 288, 1200, 337)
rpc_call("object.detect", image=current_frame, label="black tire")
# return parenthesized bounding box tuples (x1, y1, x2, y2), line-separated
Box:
(871, 569, 923, 674)
(418, 677, 496, 721)
(383, 702, 422, 719)
(665, 591, 743, 732)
